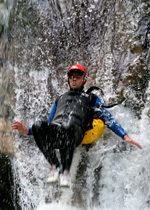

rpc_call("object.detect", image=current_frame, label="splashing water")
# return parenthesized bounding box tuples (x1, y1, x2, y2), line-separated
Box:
(7, 0, 150, 209)
(12, 70, 150, 210)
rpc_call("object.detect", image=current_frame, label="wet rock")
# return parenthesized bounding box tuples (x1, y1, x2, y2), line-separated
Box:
(130, 41, 145, 54)
(0, 23, 4, 37)
(72, 151, 89, 209)
(0, 65, 15, 155)
(130, 15, 150, 54)
(0, 153, 15, 210)
(0, 39, 7, 65)
(0, 118, 14, 155)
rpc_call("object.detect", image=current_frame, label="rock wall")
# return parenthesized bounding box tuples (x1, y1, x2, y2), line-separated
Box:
(0, 153, 15, 210)
(0, 1, 16, 209)
(0, 0, 15, 155)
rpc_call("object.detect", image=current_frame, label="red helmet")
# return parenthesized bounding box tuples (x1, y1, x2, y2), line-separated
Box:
(67, 64, 87, 85)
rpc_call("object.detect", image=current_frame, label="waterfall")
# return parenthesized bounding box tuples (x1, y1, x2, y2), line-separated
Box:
(4, 0, 150, 209)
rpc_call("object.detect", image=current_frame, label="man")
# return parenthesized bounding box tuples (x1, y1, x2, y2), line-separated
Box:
(11, 64, 142, 187)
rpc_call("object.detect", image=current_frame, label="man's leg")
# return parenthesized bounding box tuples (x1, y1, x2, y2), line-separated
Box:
(60, 135, 75, 172)
(32, 121, 60, 168)
(60, 125, 84, 172)
(59, 125, 84, 187)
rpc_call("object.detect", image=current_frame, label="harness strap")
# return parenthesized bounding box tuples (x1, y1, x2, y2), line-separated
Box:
(86, 86, 124, 109)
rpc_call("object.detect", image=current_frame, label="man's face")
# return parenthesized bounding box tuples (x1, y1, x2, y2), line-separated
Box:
(68, 70, 84, 89)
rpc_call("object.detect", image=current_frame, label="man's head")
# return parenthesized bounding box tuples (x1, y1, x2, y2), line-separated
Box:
(67, 64, 87, 89)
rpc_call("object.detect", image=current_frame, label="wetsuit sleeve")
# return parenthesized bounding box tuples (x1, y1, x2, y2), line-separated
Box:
(27, 102, 57, 135)
(47, 102, 57, 122)
(93, 97, 127, 139)
(28, 127, 32, 135)
(92, 96, 101, 108)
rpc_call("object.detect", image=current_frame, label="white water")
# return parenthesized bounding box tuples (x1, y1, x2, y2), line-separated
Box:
(11, 65, 150, 210)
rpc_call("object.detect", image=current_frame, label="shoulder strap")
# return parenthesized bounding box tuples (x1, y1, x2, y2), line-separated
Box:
(86, 86, 104, 96)
(86, 86, 124, 108)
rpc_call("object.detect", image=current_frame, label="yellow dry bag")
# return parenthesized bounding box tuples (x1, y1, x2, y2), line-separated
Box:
(82, 119, 105, 144)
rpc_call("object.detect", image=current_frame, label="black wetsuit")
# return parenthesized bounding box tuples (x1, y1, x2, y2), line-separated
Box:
(32, 86, 98, 172)
(31, 86, 126, 172)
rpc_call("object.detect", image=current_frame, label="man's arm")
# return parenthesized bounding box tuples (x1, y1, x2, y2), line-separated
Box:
(123, 134, 142, 149)
(94, 105, 142, 149)
(47, 102, 57, 122)
(95, 106, 126, 138)
(11, 102, 57, 135)
(11, 121, 29, 134)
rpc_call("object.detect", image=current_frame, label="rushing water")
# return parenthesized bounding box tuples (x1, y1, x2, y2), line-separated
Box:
(1, 0, 150, 209)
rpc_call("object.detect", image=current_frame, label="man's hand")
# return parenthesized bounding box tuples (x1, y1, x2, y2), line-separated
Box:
(123, 134, 142, 149)
(11, 121, 29, 134)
